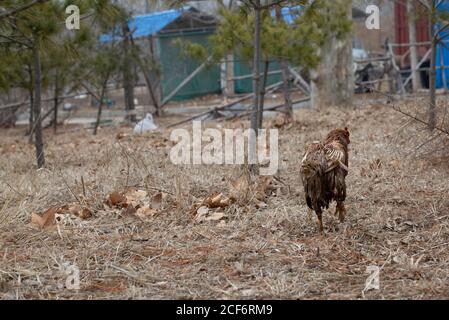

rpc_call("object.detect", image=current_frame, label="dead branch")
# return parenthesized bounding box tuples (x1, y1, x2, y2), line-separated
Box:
(392, 104, 449, 136)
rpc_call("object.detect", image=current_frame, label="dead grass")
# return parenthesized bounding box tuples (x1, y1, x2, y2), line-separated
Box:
(0, 98, 448, 300)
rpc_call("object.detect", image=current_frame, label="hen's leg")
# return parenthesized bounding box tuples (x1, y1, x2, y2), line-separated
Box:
(308, 208, 313, 222)
(316, 210, 324, 233)
(336, 201, 346, 222)
(334, 204, 339, 217)
(335, 171, 347, 223)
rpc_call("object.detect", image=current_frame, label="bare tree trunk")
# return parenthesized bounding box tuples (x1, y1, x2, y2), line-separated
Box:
(311, 0, 353, 108)
(130, 35, 160, 116)
(221, 51, 235, 102)
(93, 98, 104, 136)
(258, 60, 269, 129)
(93, 102, 103, 136)
(53, 73, 60, 133)
(93, 76, 110, 136)
(407, 0, 420, 92)
(251, 2, 261, 133)
(92, 74, 109, 136)
(122, 22, 136, 123)
(28, 87, 34, 139)
(223, 2, 235, 102)
(226, 52, 235, 97)
(141, 63, 160, 116)
(33, 43, 45, 168)
(53, 94, 59, 133)
(280, 60, 293, 117)
(275, 6, 293, 118)
(249, 1, 261, 175)
(149, 36, 162, 114)
(26, 63, 34, 139)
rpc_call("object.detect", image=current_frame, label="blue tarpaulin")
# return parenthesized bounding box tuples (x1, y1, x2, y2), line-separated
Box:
(99, 6, 190, 42)
(435, 0, 449, 89)
(271, 5, 302, 24)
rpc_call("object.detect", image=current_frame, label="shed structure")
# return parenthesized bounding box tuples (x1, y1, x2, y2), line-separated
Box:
(394, 0, 449, 89)
(101, 6, 221, 102)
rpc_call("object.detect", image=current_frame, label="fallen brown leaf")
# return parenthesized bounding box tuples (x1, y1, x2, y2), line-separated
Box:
(205, 211, 226, 222)
(116, 132, 129, 140)
(151, 192, 163, 210)
(108, 192, 127, 207)
(121, 205, 137, 218)
(195, 207, 226, 223)
(58, 204, 93, 219)
(125, 188, 148, 207)
(204, 192, 230, 208)
(135, 206, 157, 219)
(31, 207, 58, 229)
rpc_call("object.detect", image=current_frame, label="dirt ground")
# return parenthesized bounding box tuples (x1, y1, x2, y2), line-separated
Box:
(0, 96, 448, 300)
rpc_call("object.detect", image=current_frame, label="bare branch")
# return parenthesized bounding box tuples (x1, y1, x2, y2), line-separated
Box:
(392, 105, 449, 136)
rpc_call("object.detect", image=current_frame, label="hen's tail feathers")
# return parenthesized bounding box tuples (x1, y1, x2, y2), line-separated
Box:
(300, 143, 328, 212)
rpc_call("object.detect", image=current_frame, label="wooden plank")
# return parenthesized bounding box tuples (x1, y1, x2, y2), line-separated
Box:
(287, 66, 310, 94)
(229, 70, 282, 81)
(166, 81, 283, 128)
(230, 97, 311, 120)
(400, 47, 431, 91)
(160, 56, 213, 109)
(354, 57, 391, 63)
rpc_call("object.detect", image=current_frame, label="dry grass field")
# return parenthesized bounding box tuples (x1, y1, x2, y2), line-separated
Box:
(1, 98, 448, 299)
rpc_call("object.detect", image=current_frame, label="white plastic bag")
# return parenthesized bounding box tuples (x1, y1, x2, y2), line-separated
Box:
(133, 113, 157, 134)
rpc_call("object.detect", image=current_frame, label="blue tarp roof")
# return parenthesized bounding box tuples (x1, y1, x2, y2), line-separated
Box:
(102, 5, 299, 43)
(100, 6, 190, 43)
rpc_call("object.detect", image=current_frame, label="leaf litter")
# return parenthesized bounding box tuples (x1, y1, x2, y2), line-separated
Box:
(2, 101, 449, 299)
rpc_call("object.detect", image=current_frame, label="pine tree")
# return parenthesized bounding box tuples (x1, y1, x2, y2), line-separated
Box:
(0, 0, 122, 167)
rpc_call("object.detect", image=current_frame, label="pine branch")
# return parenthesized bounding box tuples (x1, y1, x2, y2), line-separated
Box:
(0, 33, 31, 48)
(0, 0, 49, 20)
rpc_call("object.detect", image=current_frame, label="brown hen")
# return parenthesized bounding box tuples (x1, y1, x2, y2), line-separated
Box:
(300, 128, 350, 232)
